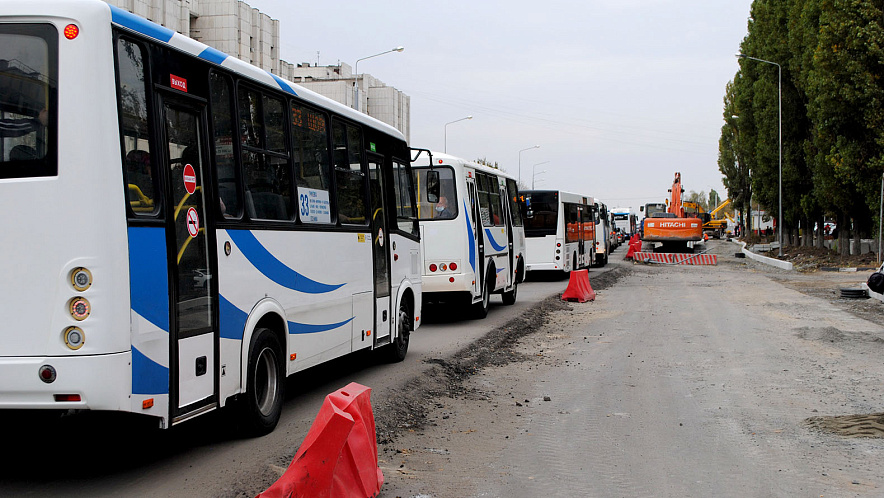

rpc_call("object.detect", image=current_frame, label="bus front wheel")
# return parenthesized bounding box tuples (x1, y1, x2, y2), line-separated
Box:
(386, 302, 411, 362)
(239, 327, 285, 436)
(471, 276, 492, 319)
(502, 279, 518, 305)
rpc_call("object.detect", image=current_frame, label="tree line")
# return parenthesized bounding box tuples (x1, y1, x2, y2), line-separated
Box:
(718, 0, 884, 254)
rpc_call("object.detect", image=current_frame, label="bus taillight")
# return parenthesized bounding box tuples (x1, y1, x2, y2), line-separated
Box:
(64, 24, 79, 40)
(429, 264, 437, 272)
(449, 262, 457, 271)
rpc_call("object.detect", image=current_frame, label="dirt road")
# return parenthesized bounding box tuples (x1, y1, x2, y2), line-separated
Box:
(378, 240, 884, 497)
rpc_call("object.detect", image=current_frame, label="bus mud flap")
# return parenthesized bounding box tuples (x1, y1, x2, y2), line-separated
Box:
(257, 382, 383, 498)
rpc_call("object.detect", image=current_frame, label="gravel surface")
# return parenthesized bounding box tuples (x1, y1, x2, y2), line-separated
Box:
(376, 240, 884, 498)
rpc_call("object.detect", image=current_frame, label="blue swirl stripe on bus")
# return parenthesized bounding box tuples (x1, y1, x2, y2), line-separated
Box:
(465, 201, 476, 273)
(132, 347, 170, 395)
(110, 5, 175, 42)
(484, 228, 507, 251)
(219, 295, 248, 340)
(269, 73, 298, 96)
(228, 230, 345, 294)
(128, 227, 170, 332)
(288, 317, 354, 334)
(198, 46, 229, 65)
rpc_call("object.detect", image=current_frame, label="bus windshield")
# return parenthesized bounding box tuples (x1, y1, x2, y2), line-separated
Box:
(521, 191, 558, 236)
(412, 166, 458, 220)
(0, 23, 57, 178)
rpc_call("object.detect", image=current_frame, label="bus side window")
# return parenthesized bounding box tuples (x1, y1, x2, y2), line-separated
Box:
(393, 160, 418, 236)
(209, 71, 240, 219)
(332, 121, 367, 225)
(291, 102, 333, 224)
(117, 38, 157, 215)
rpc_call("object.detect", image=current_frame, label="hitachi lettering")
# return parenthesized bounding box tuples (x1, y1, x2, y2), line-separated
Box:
(170, 74, 187, 92)
(660, 222, 686, 228)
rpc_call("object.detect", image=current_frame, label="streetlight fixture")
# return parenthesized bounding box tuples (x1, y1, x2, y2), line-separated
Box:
(532, 161, 550, 189)
(444, 116, 472, 153)
(354, 46, 404, 112)
(737, 53, 782, 256)
(518, 145, 540, 185)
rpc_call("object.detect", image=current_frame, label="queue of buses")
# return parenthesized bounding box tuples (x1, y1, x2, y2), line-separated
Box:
(0, 0, 629, 434)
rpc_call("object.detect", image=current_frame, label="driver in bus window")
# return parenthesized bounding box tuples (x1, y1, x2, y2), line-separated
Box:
(435, 195, 453, 218)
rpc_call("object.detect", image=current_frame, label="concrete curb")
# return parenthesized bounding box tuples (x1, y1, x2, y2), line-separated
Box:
(734, 240, 794, 271)
(820, 267, 878, 272)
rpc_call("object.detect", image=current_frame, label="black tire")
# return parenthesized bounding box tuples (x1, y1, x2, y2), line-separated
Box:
(239, 327, 285, 436)
(471, 273, 492, 319)
(386, 302, 411, 362)
(501, 279, 518, 305)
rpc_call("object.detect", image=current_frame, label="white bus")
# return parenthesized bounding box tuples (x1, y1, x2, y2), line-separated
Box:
(0, 0, 422, 434)
(411, 151, 525, 318)
(519, 190, 598, 272)
(611, 207, 637, 240)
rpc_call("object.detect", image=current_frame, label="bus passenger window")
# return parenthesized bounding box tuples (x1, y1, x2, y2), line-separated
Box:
(333, 122, 367, 225)
(117, 37, 156, 215)
(210, 72, 240, 219)
(291, 102, 332, 224)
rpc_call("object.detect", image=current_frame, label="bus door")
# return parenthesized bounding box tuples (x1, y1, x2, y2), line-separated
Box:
(502, 182, 514, 286)
(466, 178, 483, 299)
(160, 96, 218, 421)
(577, 204, 586, 267)
(368, 155, 392, 345)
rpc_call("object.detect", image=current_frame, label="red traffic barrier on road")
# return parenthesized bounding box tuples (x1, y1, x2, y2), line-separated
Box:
(561, 269, 596, 303)
(257, 382, 383, 498)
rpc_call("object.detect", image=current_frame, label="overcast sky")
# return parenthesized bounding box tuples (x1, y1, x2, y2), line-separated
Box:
(244, 0, 753, 211)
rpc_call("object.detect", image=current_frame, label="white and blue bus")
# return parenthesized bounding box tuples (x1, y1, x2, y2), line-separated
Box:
(0, 0, 421, 433)
(411, 152, 525, 318)
(519, 190, 597, 273)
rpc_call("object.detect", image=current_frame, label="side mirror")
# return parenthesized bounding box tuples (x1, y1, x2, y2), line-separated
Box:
(426, 170, 440, 203)
(639, 206, 644, 212)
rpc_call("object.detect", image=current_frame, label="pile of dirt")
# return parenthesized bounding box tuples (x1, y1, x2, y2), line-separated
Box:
(755, 244, 880, 272)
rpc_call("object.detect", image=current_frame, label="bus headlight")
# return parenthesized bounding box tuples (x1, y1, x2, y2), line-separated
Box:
(63, 327, 85, 350)
(69, 297, 90, 320)
(71, 267, 92, 291)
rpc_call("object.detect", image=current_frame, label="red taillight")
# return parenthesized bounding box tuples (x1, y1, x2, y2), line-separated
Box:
(449, 277, 455, 283)
(557, 243, 562, 247)
(64, 24, 79, 40)
(429, 264, 437, 272)
(449, 262, 457, 271)
(39, 365, 56, 383)
(54, 394, 81, 402)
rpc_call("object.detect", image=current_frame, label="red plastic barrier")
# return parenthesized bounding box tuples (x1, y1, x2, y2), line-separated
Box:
(625, 242, 636, 260)
(257, 383, 383, 498)
(561, 269, 596, 303)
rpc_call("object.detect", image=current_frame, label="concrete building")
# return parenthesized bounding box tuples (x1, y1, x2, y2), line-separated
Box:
(104, 0, 410, 138)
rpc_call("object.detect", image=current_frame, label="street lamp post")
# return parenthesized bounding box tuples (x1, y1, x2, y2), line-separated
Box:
(444, 116, 472, 153)
(354, 46, 404, 112)
(532, 161, 549, 189)
(738, 53, 782, 256)
(518, 145, 540, 185)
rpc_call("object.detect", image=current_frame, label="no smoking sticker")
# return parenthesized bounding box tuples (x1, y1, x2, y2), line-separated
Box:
(186, 207, 199, 238)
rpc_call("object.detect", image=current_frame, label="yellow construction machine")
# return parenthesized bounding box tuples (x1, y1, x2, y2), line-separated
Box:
(703, 199, 731, 239)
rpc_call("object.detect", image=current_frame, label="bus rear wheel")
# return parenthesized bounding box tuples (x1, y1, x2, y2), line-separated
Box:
(239, 327, 284, 436)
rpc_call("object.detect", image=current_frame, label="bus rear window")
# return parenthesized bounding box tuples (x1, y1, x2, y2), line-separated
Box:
(0, 24, 57, 179)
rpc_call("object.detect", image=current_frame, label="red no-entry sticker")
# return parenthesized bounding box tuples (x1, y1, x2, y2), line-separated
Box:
(186, 207, 199, 238)
(183, 164, 196, 194)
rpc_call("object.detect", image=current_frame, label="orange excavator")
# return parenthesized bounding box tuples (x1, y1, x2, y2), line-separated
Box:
(642, 172, 704, 251)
